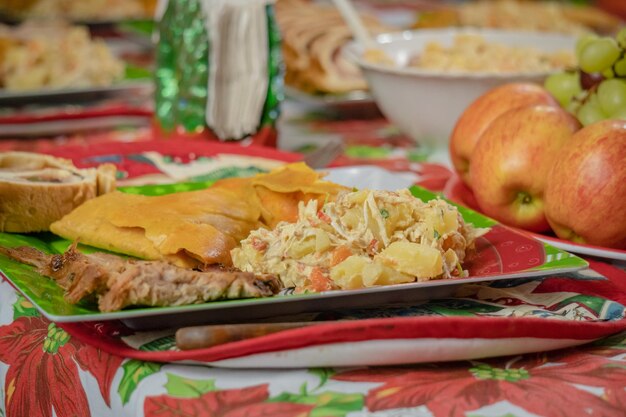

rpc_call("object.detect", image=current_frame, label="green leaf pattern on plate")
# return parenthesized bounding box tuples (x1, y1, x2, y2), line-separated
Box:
(0, 232, 94, 316)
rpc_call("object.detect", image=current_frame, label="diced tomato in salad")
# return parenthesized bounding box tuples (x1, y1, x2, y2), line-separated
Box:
(250, 237, 268, 251)
(317, 209, 331, 223)
(330, 245, 352, 267)
(309, 267, 335, 292)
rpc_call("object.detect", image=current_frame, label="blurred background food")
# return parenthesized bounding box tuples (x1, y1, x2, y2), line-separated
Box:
(344, 28, 577, 153)
(275, 0, 622, 98)
(0, 0, 156, 22)
(413, 0, 622, 35)
(405, 33, 575, 73)
(0, 22, 125, 91)
(0, 0, 620, 101)
(0, 0, 622, 249)
(275, 0, 390, 94)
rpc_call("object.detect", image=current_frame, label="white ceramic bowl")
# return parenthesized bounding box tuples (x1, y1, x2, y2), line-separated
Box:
(344, 28, 576, 151)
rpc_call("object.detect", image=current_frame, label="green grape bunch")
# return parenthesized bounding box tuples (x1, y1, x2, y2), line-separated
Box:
(544, 27, 626, 126)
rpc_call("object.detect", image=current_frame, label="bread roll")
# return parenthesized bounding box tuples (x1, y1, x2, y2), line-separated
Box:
(0, 152, 116, 233)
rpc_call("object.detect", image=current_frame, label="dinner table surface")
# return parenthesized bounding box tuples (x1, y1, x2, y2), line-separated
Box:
(1, 4, 626, 414)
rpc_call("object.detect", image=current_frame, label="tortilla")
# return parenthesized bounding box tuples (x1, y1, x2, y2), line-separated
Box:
(50, 163, 348, 267)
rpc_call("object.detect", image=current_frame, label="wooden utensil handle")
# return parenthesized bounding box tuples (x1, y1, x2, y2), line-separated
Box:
(175, 322, 319, 350)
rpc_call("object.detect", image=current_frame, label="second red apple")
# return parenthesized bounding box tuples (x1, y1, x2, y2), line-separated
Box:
(449, 83, 559, 187)
(469, 105, 581, 232)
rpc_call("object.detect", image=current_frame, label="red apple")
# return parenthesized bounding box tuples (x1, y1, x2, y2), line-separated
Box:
(469, 105, 581, 232)
(544, 119, 626, 249)
(449, 83, 559, 187)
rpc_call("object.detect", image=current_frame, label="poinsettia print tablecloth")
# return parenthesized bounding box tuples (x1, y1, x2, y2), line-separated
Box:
(1, 107, 626, 417)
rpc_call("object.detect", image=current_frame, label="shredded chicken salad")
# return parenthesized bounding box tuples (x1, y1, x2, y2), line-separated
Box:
(231, 189, 489, 292)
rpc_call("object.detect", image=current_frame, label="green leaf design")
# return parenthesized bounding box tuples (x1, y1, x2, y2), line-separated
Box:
(164, 373, 216, 398)
(124, 64, 152, 80)
(116, 20, 155, 37)
(119, 180, 215, 196)
(299, 382, 309, 395)
(118, 360, 162, 405)
(12, 294, 39, 320)
(345, 145, 391, 159)
(296, 144, 317, 154)
(0, 232, 53, 253)
(270, 391, 364, 417)
(309, 368, 336, 389)
(559, 295, 609, 313)
(139, 336, 177, 352)
(119, 168, 264, 196)
(537, 243, 588, 271)
(425, 299, 503, 317)
(406, 148, 431, 162)
(189, 166, 267, 183)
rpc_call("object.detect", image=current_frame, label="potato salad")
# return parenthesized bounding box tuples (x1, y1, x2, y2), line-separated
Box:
(231, 189, 488, 292)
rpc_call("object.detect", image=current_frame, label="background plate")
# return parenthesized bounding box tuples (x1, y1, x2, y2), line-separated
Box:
(284, 85, 376, 109)
(0, 80, 153, 106)
(323, 165, 417, 190)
